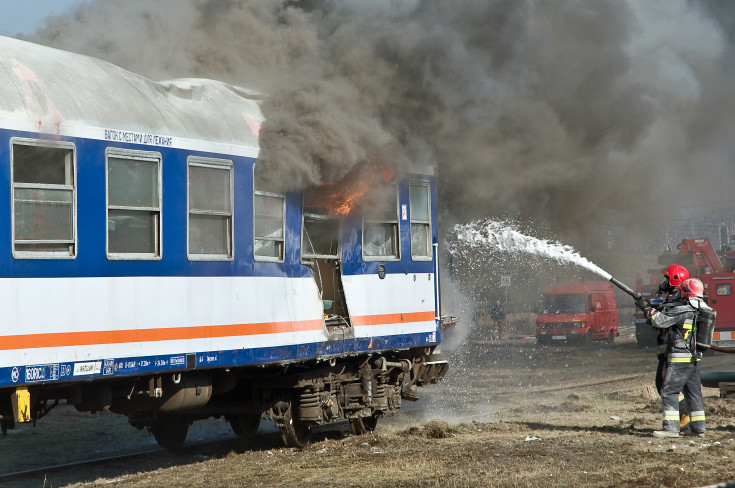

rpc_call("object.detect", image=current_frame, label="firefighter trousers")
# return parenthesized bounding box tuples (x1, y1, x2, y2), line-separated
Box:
(656, 354, 689, 427)
(660, 361, 705, 434)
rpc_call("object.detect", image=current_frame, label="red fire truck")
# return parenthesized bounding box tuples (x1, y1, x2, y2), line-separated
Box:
(536, 281, 619, 345)
(635, 238, 735, 348)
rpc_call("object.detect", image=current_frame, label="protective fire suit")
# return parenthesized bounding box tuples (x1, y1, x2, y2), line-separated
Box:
(652, 295, 690, 428)
(648, 297, 706, 435)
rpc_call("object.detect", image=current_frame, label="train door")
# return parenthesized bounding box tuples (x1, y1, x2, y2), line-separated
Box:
(301, 211, 353, 338)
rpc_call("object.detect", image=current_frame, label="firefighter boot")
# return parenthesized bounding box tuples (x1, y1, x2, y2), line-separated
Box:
(678, 394, 690, 432)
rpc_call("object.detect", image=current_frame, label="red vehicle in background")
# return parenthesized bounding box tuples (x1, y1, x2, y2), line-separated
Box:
(636, 237, 735, 348)
(536, 281, 619, 345)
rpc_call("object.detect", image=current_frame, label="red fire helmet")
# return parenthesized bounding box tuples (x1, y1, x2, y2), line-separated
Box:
(680, 278, 704, 298)
(663, 264, 689, 288)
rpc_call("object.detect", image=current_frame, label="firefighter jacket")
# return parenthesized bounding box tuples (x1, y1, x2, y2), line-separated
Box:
(648, 300, 700, 363)
(652, 294, 678, 357)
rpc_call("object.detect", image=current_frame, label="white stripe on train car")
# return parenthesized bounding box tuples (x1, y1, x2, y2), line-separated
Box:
(0, 273, 437, 368)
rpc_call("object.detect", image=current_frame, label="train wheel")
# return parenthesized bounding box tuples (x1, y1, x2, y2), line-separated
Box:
(278, 402, 311, 448)
(152, 414, 189, 450)
(226, 413, 261, 437)
(349, 414, 378, 435)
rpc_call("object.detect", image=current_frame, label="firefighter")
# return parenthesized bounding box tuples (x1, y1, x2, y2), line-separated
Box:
(653, 264, 691, 430)
(638, 278, 707, 438)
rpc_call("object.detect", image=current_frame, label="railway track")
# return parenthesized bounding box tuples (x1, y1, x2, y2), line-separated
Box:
(491, 373, 650, 397)
(0, 431, 282, 487)
(0, 446, 165, 484)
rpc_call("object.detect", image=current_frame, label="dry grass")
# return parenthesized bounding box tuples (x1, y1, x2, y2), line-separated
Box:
(60, 391, 735, 488)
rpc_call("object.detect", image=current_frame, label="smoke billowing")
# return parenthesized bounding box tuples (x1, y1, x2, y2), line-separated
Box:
(22, 0, 735, 249)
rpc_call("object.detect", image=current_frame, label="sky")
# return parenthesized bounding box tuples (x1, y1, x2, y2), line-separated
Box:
(0, 0, 85, 36)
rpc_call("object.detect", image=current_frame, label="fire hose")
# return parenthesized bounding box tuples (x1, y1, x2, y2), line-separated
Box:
(609, 277, 637, 297)
(709, 344, 735, 354)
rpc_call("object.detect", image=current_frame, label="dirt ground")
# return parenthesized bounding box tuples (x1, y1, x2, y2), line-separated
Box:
(5, 327, 735, 488)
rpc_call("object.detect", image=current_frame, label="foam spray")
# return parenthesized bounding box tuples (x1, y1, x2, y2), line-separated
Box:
(453, 219, 612, 280)
(452, 218, 642, 297)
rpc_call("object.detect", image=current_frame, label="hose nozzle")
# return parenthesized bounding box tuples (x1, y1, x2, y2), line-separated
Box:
(609, 277, 637, 298)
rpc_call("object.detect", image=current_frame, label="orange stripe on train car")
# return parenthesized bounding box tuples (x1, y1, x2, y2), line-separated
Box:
(0, 319, 325, 351)
(713, 332, 720, 340)
(350, 311, 436, 327)
(0, 311, 437, 351)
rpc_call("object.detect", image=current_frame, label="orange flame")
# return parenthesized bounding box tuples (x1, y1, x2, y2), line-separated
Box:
(304, 160, 394, 215)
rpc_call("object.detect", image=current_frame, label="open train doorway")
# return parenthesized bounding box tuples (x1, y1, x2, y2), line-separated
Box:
(301, 210, 353, 337)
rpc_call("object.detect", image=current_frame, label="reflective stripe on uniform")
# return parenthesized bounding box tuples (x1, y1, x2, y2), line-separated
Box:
(690, 410, 706, 422)
(669, 352, 691, 358)
(668, 352, 696, 363)
(664, 410, 679, 421)
(678, 393, 685, 402)
(683, 319, 693, 339)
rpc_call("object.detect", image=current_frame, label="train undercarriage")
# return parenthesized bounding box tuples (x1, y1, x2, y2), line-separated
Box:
(0, 347, 448, 449)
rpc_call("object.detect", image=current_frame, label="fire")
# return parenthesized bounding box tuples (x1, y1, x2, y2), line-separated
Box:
(305, 160, 394, 216)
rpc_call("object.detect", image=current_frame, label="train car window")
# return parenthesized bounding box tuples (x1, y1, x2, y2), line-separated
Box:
(11, 139, 76, 258)
(409, 181, 432, 260)
(188, 158, 233, 260)
(254, 191, 285, 262)
(105, 148, 162, 259)
(302, 213, 340, 260)
(362, 183, 399, 261)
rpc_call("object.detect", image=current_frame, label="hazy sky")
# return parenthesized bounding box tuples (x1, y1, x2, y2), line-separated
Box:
(0, 0, 85, 36)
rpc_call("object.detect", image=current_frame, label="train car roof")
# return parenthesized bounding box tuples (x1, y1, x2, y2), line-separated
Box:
(0, 36, 262, 152)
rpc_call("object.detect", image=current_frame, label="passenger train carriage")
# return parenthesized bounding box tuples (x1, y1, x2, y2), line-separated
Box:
(0, 36, 447, 448)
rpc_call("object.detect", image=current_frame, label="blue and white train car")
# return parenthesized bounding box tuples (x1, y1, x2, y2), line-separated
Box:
(0, 36, 447, 448)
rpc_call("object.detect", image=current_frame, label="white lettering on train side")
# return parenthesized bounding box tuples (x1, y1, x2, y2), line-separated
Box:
(25, 367, 45, 381)
(104, 129, 173, 147)
(24, 364, 60, 382)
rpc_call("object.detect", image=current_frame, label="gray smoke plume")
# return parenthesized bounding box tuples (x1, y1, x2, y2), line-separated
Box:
(23, 0, 735, 250)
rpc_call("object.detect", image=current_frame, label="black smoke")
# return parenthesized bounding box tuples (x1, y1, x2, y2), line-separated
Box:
(23, 0, 735, 251)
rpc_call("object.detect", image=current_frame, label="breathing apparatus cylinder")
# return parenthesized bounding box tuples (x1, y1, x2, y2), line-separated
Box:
(695, 306, 717, 353)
